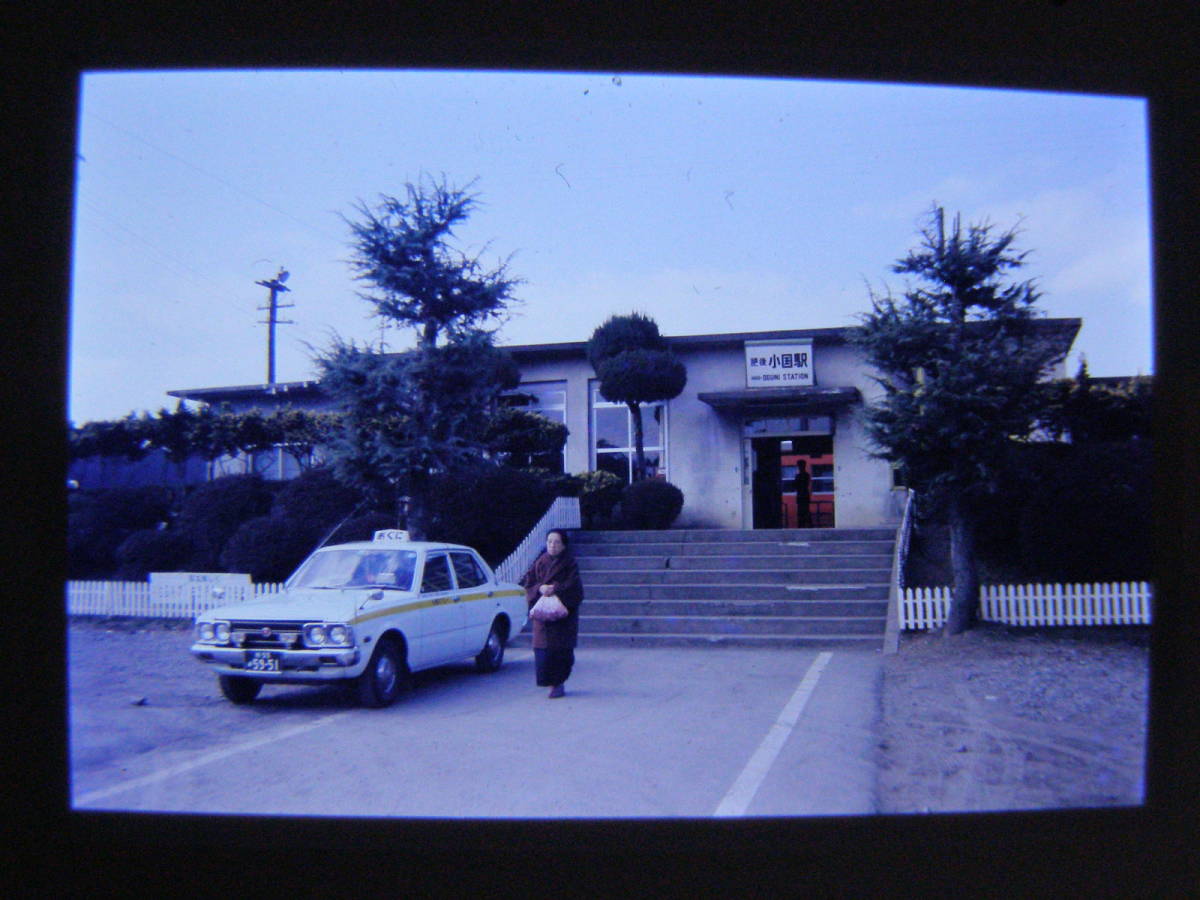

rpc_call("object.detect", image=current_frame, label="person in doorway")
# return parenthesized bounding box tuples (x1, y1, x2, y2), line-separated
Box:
(794, 460, 813, 527)
(519, 529, 584, 698)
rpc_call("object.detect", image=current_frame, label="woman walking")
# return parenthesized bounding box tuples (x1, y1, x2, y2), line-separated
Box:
(519, 529, 584, 698)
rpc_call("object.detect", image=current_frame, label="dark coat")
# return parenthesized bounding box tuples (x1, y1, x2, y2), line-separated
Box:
(519, 550, 584, 649)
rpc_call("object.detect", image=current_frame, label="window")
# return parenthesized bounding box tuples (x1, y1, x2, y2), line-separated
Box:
(450, 552, 488, 589)
(501, 381, 567, 472)
(590, 381, 667, 483)
(812, 464, 834, 494)
(420, 554, 454, 593)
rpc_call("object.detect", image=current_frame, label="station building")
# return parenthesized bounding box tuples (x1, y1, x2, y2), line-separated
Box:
(168, 319, 1081, 531)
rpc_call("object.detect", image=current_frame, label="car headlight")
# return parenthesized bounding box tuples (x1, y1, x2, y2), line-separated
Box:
(214, 622, 231, 642)
(197, 622, 215, 641)
(304, 624, 328, 646)
(327, 625, 350, 645)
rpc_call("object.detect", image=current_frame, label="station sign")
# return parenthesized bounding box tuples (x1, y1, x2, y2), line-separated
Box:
(744, 339, 814, 388)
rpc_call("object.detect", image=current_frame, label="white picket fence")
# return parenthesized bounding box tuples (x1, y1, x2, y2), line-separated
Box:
(494, 496, 582, 585)
(68, 580, 284, 620)
(900, 581, 1152, 630)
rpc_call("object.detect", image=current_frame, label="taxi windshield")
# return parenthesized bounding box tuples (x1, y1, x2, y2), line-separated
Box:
(287, 549, 418, 591)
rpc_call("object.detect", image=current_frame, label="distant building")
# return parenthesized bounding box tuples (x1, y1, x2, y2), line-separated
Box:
(168, 320, 1081, 529)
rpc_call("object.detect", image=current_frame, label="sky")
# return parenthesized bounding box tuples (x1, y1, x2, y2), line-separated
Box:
(68, 69, 1152, 425)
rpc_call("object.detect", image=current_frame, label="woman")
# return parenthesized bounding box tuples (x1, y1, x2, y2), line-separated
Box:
(519, 529, 584, 698)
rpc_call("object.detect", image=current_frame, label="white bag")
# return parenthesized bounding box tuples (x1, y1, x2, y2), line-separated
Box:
(529, 593, 569, 622)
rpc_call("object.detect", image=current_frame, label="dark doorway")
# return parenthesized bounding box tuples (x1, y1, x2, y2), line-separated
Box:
(781, 435, 835, 528)
(751, 438, 783, 528)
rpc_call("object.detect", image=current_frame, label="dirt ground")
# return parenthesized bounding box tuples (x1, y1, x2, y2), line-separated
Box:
(876, 623, 1150, 813)
(67, 616, 1150, 816)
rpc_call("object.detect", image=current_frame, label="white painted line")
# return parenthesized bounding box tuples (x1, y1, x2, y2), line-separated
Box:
(74, 710, 354, 807)
(713, 651, 833, 817)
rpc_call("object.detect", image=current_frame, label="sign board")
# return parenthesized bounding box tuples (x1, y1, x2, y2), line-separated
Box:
(373, 529, 411, 542)
(150, 572, 252, 606)
(744, 340, 813, 388)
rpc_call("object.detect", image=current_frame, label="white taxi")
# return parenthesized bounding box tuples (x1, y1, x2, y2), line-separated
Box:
(190, 530, 528, 707)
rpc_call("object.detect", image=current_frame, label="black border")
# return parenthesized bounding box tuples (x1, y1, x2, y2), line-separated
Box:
(8, 1, 1197, 893)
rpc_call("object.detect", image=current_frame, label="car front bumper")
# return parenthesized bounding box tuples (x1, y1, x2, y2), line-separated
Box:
(190, 644, 362, 680)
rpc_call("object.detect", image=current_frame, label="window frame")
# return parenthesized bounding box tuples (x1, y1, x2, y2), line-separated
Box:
(589, 380, 668, 483)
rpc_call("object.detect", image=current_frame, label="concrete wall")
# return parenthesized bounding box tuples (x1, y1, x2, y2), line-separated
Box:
(510, 339, 900, 529)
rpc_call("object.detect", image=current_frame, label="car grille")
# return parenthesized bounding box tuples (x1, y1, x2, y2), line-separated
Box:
(229, 620, 305, 649)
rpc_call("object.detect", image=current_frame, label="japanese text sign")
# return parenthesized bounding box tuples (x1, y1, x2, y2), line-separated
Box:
(744, 340, 813, 388)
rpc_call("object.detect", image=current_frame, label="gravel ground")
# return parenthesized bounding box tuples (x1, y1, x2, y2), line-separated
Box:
(877, 623, 1150, 813)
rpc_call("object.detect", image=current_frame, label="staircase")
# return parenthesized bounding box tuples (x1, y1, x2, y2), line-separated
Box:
(510, 527, 894, 650)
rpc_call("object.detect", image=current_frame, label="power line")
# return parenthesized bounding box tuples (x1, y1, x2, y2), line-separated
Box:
(84, 110, 344, 243)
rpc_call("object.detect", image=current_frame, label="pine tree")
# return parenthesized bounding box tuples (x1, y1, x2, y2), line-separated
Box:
(319, 178, 520, 539)
(855, 206, 1067, 634)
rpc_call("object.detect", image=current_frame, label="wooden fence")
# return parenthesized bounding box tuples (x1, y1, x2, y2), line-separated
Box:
(68, 580, 284, 620)
(900, 581, 1152, 630)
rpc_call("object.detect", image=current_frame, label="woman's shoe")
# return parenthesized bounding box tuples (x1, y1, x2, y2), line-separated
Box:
(548, 684, 565, 699)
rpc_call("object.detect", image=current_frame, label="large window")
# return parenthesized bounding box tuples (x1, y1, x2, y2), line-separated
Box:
(590, 381, 667, 483)
(501, 381, 567, 472)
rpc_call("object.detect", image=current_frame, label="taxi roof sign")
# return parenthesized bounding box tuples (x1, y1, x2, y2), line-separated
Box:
(373, 529, 410, 542)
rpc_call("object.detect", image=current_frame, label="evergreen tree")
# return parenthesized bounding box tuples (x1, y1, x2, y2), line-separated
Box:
(587, 312, 687, 482)
(319, 178, 521, 539)
(854, 206, 1067, 634)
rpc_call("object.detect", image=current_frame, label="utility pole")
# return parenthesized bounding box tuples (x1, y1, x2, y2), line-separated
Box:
(256, 268, 293, 384)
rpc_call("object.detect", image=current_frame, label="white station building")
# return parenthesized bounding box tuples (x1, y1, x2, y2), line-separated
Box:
(169, 320, 1081, 532)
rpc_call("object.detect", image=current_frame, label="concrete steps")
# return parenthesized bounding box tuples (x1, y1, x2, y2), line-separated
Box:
(510, 527, 895, 650)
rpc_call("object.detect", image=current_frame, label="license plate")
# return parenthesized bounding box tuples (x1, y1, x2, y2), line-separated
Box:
(245, 651, 281, 672)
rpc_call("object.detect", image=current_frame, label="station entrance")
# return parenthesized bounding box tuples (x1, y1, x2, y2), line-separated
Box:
(749, 434, 834, 529)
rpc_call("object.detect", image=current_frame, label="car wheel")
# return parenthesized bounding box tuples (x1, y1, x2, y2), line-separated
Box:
(475, 618, 507, 673)
(218, 675, 262, 704)
(357, 638, 408, 708)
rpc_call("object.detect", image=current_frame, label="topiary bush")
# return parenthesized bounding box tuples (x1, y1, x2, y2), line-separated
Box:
(68, 485, 176, 578)
(219, 515, 320, 582)
(176, 474, 276, 571)
(325, 511, 399, 545)
(426, 466, 560, 566)
(113, 527, 194, 580)
(271, 466, 363, 532)
(620, 479, 684, 530)
(574, 469, 624, 528)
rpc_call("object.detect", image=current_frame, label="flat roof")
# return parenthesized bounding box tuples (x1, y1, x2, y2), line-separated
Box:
(167, 380, 323, 404)
(500, 318, 1081, 360)
(167, 319, 1083, 402)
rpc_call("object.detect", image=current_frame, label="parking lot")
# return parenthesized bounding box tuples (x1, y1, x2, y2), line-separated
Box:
(68, 620, 883, 818)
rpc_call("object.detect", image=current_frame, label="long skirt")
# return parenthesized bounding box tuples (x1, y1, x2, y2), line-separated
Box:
(534, 647, 575, 687)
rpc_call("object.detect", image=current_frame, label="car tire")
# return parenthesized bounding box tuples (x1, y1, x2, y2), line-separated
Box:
(357, 638, 407, 708)
(218, 675, 263, 704)
(475, 618, 507, 673)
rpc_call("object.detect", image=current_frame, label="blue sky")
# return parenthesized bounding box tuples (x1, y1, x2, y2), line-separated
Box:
(69, 69, 1151, 424)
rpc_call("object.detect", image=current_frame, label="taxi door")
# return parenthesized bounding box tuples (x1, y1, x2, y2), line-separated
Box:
(417, 552, 467, 664)
(450, 550, 497, 651)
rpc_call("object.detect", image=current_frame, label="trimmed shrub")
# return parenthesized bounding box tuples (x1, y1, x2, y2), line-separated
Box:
(620, 479, 684, 530)
(902, 439, 1151, 586)
(220, 516, 319, 582)
(325, 512, 399, 545)
(271, 466, 363, 531)
(574, 470, 623, 528)
(177, 474, 276, 571)
(67, 485, 176, 578)
(426, 466, 560, 566)
(114, 528, 194, 580)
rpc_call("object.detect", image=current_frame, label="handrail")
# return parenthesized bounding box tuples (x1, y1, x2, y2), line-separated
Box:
(883, 489, 915, 654)
(493, 496, 582, 585)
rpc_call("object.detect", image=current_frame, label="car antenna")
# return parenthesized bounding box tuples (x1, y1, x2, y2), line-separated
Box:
(312, 500, 370, 553)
